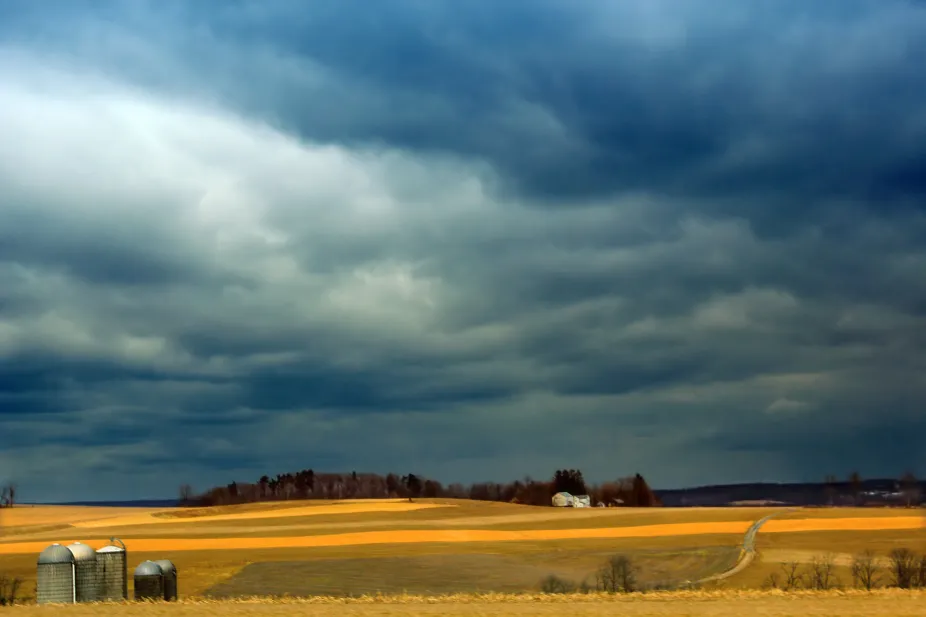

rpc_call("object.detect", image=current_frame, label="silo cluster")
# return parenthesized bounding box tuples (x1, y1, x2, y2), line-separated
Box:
(37, 541, 118, 605)
(33, 538, 137, 604)
(36, 539, 179, 603)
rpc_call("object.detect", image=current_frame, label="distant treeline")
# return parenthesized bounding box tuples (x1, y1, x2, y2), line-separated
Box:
(179, 468, 661, 508)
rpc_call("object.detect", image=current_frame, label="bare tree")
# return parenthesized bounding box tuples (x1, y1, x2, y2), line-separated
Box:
(851, 550, 881, 590)
(805, 553, 838, 590)
(177, 484, 194, 504)
(781, 561, 803, 591)
(763, 572, 781, 589)
(917, 554, 926, 589)
(596, 555, 637, 593)
(0, 484, 14, 508)
(823, 474, 839, 505)
(539, 574, 576, 594)
(578, 577, 594, 594)
(899, 472, 921, 507)
(848, 471, 863, 506)
(889, 548, 918, 588)
(0, 574, 22, 605)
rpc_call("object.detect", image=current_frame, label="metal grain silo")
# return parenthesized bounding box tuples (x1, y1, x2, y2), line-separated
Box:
(67, 542, 99, 603)
(96, 538, 127, 601)
(154, 559, 178, 601)
(134, 561, 164, 601)
(36, 543, 76, 605)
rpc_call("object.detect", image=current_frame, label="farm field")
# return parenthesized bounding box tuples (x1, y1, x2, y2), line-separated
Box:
(1, 499, 924, 602)
(4, 590, 926, 616)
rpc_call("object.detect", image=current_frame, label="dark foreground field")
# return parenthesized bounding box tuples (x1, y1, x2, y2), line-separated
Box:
(205, 546, 739, 597)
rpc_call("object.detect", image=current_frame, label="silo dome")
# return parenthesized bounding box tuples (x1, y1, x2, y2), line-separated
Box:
(67, 542, 96, 561)
(134, 561, 163, 577)
(38, 543, 75, 565)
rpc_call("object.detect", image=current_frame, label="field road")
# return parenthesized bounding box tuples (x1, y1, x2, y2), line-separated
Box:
(687, 509, 795, 585)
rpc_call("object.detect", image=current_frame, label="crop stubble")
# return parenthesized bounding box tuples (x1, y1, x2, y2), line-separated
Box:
(4, 590, 926, 617)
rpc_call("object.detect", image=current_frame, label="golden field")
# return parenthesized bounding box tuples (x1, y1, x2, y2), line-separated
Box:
(4, 590, 926, 616)
(1, 499, 924, 603)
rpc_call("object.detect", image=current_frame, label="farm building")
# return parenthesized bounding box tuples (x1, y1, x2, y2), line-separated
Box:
(134, 561, 164, 601)
(67, 542, 99, 603)
(96, 540, 128, 601)
(154, 559, 178, 601)
(552, 492, 574, 507)
(36, 544, 76, 605)
(573, 495, 592, 508)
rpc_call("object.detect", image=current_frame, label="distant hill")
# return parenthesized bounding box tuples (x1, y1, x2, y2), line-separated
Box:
(22, 499, 180, 508)
(19, 478, 925, 509)
(654, 478, 925, 507)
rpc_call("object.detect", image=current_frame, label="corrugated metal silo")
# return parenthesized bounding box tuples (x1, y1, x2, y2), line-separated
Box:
(67, 542, 99, 603)
(134, 561, 164, 601)
(36, 543, 76, 605)
(154, 559, 178, 601)
(96, 538, 128, 601)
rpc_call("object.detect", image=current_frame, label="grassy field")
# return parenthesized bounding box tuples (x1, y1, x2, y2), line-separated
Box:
(4, 590, 926, 616)
(1, 499, 924, 603)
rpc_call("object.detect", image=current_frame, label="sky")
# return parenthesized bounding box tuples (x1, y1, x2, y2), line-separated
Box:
(1, 0, 925, 503)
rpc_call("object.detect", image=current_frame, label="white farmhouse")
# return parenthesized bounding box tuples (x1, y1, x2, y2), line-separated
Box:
(552, 492, 574, 507)
(573, 495, 592, 508)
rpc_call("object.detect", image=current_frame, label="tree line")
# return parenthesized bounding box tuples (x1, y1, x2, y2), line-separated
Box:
(822, 470, 921, 506)
(541, 546, 926, 595)
(179, 467, 661, 508)
(766, 548, 926, 591)
(0, 483, 14, 508)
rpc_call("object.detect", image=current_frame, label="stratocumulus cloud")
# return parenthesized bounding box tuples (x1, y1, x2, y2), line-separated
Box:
(1, 0, 925, 501)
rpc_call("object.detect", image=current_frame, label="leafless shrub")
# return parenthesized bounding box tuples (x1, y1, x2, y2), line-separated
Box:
(888, 548, 918, 588)
(0, 574, 22, 606)
(596, 555, 637, 593)
(780, 561, 803, 591)
(577, 578, 594, 594)
(916, 554, 926, 588)
(805, 553, 839, 590)
(851, 550, 881, 590)
(763, 572, 781, 589)
(539, 574, 576, 594)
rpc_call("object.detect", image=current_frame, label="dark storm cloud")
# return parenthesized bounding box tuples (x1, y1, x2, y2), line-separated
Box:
(84, 0, 926, 217)
(1, 0, 926, 501)
(6, 1, 926, 216)
(700, 402, 926, 480)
